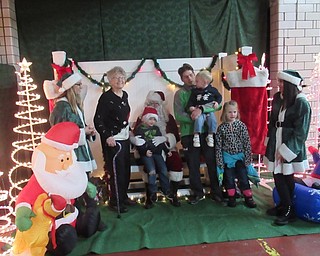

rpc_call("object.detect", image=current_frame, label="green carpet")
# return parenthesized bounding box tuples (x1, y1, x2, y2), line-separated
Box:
(68, 186, 320, 255)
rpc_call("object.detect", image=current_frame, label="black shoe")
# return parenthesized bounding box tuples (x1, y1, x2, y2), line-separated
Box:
(124, 197, 137, 206)
(166, 194, 181, 207)
(266, 205, 283, 216)
(150, 193, 157, 203)
(227, 197, 236, 207)
(210, 193, 223, 203)
(244, 197, 257, 208)
(144, 200, 154, 209)
(108, 204, 128, 213)
(188, 195, 205, 205)
(274, 206, 296, 226)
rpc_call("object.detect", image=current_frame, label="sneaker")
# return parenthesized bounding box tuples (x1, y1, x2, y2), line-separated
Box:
(193, 134, 200, 147)
(188, 194, 205, 205)
(166, 194, 181, 207)
(206, 134, 214, 147)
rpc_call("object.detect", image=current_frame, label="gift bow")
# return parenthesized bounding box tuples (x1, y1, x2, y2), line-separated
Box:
(51, 63, 73, 80)
(237, 53, 258, 80)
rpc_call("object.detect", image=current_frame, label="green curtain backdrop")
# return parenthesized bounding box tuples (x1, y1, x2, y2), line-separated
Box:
(15, 0, 269, 113)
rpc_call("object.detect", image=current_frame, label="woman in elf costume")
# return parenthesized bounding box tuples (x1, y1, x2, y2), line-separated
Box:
(264, 70, 311, 226)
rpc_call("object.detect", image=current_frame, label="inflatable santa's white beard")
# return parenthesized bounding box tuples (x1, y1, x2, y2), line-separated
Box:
(32, 149, 88, 200)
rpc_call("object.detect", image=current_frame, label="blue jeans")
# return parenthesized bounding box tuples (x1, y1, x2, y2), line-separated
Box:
(194, 112, 217, 133)
(224, 160, 250, 191)
(141, 154, 170, 194)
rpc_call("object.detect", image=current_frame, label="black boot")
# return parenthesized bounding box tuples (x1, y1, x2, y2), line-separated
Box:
(274, 206, 296, 226)
(167, 181, 181, 207)
(228, 196, 236, 207)
(266, 205, 283, 216)
(244, 196, 257, 208)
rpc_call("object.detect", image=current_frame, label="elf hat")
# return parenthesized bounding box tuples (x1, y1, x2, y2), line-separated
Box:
(52, 51, 66, 66)
(43, 80, 61, 100)
(142, 106, 158, 122)
(42, 122, 80, 151)
(278, 69, 303, 91)
(57, 72, 82, 93)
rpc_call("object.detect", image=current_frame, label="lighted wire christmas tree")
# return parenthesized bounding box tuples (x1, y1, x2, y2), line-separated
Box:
(8, 58, 47, 207)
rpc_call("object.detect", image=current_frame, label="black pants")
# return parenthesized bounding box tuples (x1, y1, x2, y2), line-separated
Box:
(103, 139, 131, 207)
(224, 160, 250, 191)
(273, 173, 295, 207)
(181, 134, 221, 197)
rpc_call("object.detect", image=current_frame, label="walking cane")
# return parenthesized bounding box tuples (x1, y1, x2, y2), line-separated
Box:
(113, 142, 122, 218)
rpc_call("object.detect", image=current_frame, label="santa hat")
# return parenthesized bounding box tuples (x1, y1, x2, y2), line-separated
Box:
(141, 106, 158, 122)
(42, 122, 80, 151)
(145, 90, 164, 104)
(56, 73, 82, 93)
(278, 69, 303, 91)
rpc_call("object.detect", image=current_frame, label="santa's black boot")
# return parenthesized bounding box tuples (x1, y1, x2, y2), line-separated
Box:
(167, 181, 181, 207)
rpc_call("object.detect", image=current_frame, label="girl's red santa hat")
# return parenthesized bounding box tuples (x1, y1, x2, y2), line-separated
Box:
(141, 106, 158, 122)
(42, 122, 80, 151)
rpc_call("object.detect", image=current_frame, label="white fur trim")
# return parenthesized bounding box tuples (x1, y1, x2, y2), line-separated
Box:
(15, 202, 31, 211)
(78, 128, 86, 146)
(41, 136, 78, 151)
(142, 113, 158, 122)
(43, 80, 61, 100)
(52, 51, 66, 66)
(264, 137, 269, 147)
(227, 67, 269, 88)
(278, 71, 302, 90)
(55, 207, 78, 229)
(61, 73, 82, 91)
(165, 133, 177, 150)
(169, 171, 183, 182)
(278, 143, 298, 162)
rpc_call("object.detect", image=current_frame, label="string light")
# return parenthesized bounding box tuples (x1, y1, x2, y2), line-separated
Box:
(8, 58, 47, 208)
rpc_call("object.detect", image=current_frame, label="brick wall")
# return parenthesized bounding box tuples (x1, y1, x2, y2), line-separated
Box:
(0, 0, 19, 68)
(269, 0, 320, 88)
(269, 0, 320, 153)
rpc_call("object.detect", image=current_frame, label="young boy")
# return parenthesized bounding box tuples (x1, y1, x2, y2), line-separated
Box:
(134, 106, 171, 209)
(186, 69, 222, 147)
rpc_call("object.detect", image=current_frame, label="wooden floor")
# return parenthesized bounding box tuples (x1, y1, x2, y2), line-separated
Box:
(90, 233, 320, 256)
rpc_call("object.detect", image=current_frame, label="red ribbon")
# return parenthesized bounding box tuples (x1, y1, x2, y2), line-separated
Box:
(51, 63, 73, 80)
(237, 53, 258, 80)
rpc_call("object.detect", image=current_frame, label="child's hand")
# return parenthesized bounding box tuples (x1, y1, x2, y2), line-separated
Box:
(146, 150, 152, 157)
(212, 101, 218, 109)
(167, 151, 172, 157)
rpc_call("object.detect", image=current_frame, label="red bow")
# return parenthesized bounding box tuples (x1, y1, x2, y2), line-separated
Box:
(51, 63, 73, 80)
(237, 53, 258, 80)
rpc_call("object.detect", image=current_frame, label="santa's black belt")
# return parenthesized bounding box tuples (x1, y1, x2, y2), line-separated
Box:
(275, 121, 292, 128)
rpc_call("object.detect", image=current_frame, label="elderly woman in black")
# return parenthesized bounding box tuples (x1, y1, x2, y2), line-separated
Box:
(94, 66, 135, 213)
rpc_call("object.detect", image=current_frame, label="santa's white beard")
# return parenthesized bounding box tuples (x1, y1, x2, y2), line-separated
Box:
(155, 105, 169, 135)
(32, 150, 88, 200)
